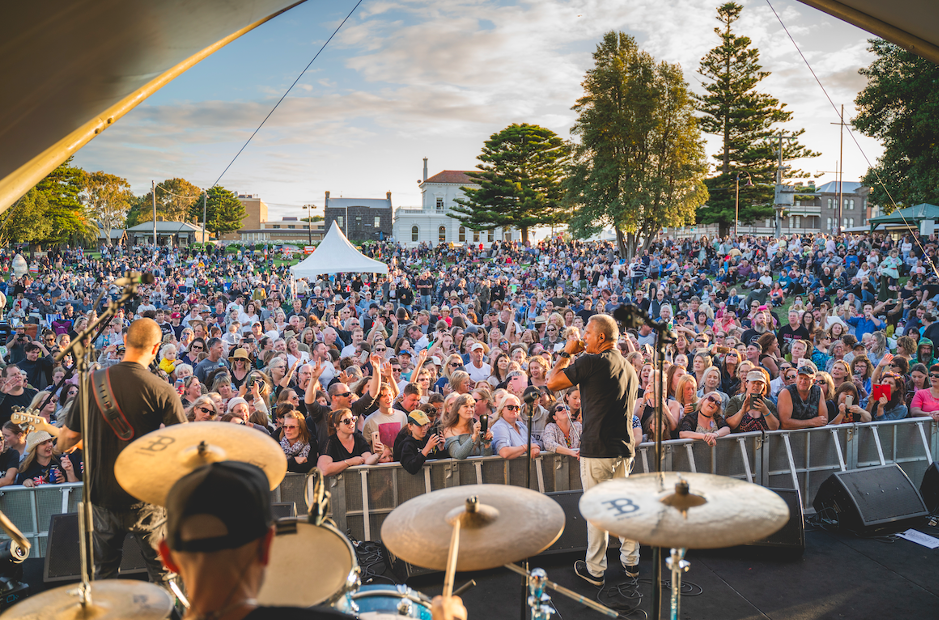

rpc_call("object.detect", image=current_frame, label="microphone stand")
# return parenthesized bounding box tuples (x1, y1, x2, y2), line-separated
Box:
(520, 397, 536, 620)
(53, 279, 145, 608)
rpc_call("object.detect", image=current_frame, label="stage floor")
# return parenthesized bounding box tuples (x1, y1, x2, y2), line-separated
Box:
(12, 524, 939, 619)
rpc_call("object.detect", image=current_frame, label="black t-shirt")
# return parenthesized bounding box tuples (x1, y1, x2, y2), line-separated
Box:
(0, 448, 20, 475)
(244, 606, 351, 619)
(777, 325, 810, 349)
(562, 349, 638, 459)
(324, 432, 371, 462)
(66, 362, 186, 509)
(0, 389, 38, 428)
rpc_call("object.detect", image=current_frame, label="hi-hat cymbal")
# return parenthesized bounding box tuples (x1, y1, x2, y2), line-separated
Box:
(0, 580, 173, 620)
(381, 484, 565, 572)
(579, 472, 790, 549)
(115, 421, 287, 506)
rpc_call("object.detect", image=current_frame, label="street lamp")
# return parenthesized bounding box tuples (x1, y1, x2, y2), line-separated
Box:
(735, 171, 753, 239)
(303, 204, 314, 245)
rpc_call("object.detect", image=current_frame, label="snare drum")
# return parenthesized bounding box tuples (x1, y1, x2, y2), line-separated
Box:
(345, 584, 432, 619)
(257, 517, 359, 607)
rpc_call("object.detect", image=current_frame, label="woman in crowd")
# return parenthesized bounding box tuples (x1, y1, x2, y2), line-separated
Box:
(691, 353, 712, 388)
(487, 350, 510, 389)
(850, 355, 874, 397)
(180, 376, 204, 408)
(868, 373, 908, 421)
(815, 371, 836, 417)
(698, 366, 728, 410)
(908, 363, 929, 407)
(28, 391, 58, 424)
(185, 395, 219, 422)
(670, 374, 699, 429)
(678, 392, 730, 446)
(541, 401, 581, 459)
(280, 411, 315, 474)
(528, 357, 549, 389)
(563, 385, 582, 423)
(435, 355, 465, 392)
(393, 410, 441, 475)
(0, 423, 27, 487)
(17, 431, 81, 487)
(720, 349, 741, 395)
(229, 348, 253, 390)
(830, 383, 867, 424)
(725, 369, 779, 432)
(317, 409, 380, 475)
(757, 333, 782, 379)
(442, 393, 492, 459)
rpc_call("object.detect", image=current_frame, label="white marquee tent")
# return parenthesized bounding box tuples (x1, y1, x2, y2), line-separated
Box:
(290, 222, 388, 279)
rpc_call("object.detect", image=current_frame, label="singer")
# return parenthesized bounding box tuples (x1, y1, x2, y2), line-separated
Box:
(546, 314, 640, 587)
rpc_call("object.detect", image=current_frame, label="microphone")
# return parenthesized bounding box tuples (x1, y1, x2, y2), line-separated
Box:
(111, 272, 155, 287)
(613, 303, 652, 330)
(522, 386, 541, 405)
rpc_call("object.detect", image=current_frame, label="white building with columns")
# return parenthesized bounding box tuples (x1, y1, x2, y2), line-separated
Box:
(392, 158, 520, 247)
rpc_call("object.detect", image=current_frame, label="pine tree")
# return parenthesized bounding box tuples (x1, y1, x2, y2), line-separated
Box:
(695, 2, 818, 234)
(449, 123, 569, 243)
(193, 186, 246, 235)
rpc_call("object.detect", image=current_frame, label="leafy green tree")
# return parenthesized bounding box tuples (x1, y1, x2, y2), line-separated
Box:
(565, 31, 708, 258)
(695, 2, 818, 234)
(449, 123, 570, 243)
(854, 39, 939, 210)
(133, 178, 204, 225)
(33, 157, 97, 246)
(0, 189, 53, 246)
(82, 171, 134, 242)
(192, 186, 246, 235)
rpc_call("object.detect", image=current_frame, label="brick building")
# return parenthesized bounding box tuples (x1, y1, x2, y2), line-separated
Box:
(323, 191, 393, 242)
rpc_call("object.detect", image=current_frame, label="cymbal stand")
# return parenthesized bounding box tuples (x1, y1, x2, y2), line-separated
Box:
(504, 563, 617, 619)
(527, 569, 554, 620)
(666, 548, 689, 620)
(54, 280, 144, 609)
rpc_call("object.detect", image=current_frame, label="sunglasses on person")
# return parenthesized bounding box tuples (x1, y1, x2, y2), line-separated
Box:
(375, 347, 386, 352)
(449, 362, 462, 368)
(190, 345, 203, 350)
(930, 374, 939, 380)
(391, 367, 402, 372)
(705, 396, 721, 405)
(196, 406, 214, 415)
(504, 404, 520, 411)
(283, 424, 300, 430)
(334, 391, 352, 398)
(339, 417, 355, 425)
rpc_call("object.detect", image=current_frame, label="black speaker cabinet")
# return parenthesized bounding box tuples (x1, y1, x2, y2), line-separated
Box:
(541, 490, 621, 554)
(920, 462, 939, 514)
(745, 488, 805, 556)
(385, 545, 438, 581)
(44, 513, 147, 583)
(271, 502, 297, 520)
(813, 464, 928, 537)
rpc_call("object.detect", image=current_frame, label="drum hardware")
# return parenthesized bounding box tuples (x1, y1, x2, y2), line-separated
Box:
(504, 563, 617, 619)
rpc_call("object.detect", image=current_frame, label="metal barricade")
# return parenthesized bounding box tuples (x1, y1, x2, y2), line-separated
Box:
(0, 482, 82, 557)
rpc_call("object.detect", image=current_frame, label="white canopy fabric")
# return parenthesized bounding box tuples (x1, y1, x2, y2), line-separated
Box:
(290, 222, 388, 279)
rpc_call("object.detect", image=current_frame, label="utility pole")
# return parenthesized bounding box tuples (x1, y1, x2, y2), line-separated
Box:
(773, 132, 795, 238)
(152, 180, 157, 247)
(202, 190, 207, 244)
(831, 105, 847, 236)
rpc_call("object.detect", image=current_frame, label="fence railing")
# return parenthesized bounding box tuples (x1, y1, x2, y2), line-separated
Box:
(3, 418, 935, 557)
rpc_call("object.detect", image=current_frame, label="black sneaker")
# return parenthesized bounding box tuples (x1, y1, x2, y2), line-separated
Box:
(574, 560, 604, 587)
(622, 563, 639, 578)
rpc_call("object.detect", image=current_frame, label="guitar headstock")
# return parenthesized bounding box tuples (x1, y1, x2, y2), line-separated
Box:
(10, 407, 56, 436)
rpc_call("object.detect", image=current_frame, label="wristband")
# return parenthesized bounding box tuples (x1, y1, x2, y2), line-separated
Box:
(558, 351, 571, 359)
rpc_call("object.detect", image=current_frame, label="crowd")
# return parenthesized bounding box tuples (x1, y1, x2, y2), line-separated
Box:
(0, 229, 938, 485)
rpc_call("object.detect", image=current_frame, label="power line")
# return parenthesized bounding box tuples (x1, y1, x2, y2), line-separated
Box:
(211, 0, 365, 188)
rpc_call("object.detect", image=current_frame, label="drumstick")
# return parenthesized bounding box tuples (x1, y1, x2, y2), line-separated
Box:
(442, 520, 461, 598)
(0, 509, 30, 551)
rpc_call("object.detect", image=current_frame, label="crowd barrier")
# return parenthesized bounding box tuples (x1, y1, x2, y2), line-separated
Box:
(2, 418, 935, 557)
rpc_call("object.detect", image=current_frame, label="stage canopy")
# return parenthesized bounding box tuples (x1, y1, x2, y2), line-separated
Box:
(868, 203, 939, 231)
(0, 0, 306, 214)
(290, 223, 388, 279)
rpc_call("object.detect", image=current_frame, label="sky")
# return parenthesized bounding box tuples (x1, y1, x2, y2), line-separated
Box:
(72, 0, 885, 222)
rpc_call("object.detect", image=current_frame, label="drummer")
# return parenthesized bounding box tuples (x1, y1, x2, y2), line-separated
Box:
(157, 461, 467, 620)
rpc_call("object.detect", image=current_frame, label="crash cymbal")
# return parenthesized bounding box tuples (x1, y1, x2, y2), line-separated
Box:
(0, 580, 173, 620)
(579, 472, 790, 549)
(115, 421, 287, 506)
(381, 484, 565, 572)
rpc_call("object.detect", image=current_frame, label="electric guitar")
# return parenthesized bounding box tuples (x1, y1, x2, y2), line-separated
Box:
(10, 408, 59, 437)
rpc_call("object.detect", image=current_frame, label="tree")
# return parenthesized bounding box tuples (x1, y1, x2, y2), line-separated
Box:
(449, 123, 570, 243)
(133, 177, 204, 225)
(82, 172, 134, 242)
(193, 186, 246, 235)
(33, 157, 97, 246)
(0, 189, 53, 246)
(565, 31, 709, 258)
(853, 39, 939, 210)
(695, 2, 819, 234)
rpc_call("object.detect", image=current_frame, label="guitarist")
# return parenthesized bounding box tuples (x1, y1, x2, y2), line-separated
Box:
(57, 318, 187, 588)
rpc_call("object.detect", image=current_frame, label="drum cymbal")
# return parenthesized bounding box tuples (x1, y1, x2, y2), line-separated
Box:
(0, 580, 173, 620)
(115, 421, 287, 506)
(579, 472, 790, 549)
(381, 484, 565, 572)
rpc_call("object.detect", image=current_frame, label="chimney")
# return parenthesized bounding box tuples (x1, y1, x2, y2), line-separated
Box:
(386, 191, 392, 208)
(423, 157, 428, 182)
(324, 190, 330, 208)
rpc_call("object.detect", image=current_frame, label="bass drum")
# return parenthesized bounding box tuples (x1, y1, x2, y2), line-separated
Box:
(258, 518, 359, 607)
(346, 584, 432, 619)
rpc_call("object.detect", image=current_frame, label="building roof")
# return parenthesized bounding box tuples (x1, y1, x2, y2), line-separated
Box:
(326, 197, 391, 210)
(423, 170, 477, 185)
(815, 181, 864, 195)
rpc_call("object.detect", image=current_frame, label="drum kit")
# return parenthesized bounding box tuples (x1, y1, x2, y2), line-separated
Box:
(0, 422, 790, 620)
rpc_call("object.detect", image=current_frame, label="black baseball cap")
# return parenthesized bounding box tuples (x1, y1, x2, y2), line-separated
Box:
(165, 462, 272, 552)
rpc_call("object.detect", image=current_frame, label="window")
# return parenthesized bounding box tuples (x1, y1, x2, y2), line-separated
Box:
(503, 228, 512, 241)
(827, 218, 832, 231)
(273, 224, 280, 229)
(827, 198, 832, 209)
(438, 226, 447, 243)
(842, 218, 848, 229)
(459, 227, 466, 242)
(355, 216, 362, 226)
(436, 197, 445, 212)
(850, 199, 855, 210)
(473, 229, 480, 242)
(411, 226, 419, 242)
(287, 225, 295, 229)
(488, 229, 494, 242)
(790, 216, 800, 229)
(374, 216, 381, 228)
(849, 218, 855, 228)
(337, 216, 343, 228)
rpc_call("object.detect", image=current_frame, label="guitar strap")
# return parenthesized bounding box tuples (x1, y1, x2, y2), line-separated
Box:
(91, 368, 134, 441)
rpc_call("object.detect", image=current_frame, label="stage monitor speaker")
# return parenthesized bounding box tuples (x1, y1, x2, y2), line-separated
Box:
(745, 488, 804, 556)
(384, 545, 438, 581)
(919, 462, 939, 514)
(44, 513, 147, 583)
(540, 490, 619, 555)
(271, 502, 297, 520)
(813, 464, 928, 537)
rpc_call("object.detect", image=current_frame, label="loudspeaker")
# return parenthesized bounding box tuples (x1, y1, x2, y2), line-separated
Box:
(745, 488, 805, 556)
(813, 464, 928, 537)
(540, 490, 619, 555)
(385, 545, 438, 581)
(44, 513, 147, 583)
(271, 502, 297, 519)
(919, 462, 939, 514)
